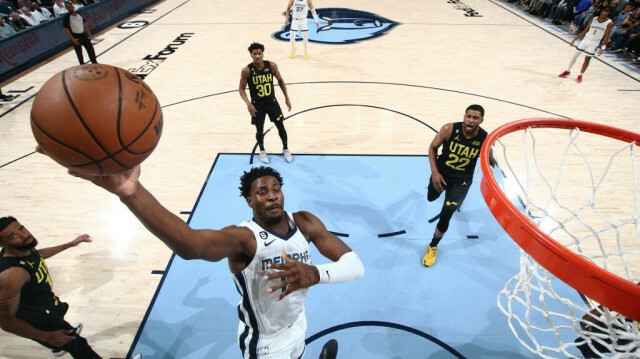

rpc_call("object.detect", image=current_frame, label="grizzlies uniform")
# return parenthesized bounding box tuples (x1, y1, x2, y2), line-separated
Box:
(290, 0, 310, 31)
(0, 249, 99, 358)
(235, 213, 310, 358)
(428, 122, 488, 233)
(577, 17, 612, 55)
(247, 61, 285, 126)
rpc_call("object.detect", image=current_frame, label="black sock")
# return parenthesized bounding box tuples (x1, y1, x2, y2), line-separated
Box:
(429, 233, 443, 247)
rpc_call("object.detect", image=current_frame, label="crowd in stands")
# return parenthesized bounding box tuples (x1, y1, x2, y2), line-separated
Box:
(506, 0, 640, 66)
(0, 0, 97, 39)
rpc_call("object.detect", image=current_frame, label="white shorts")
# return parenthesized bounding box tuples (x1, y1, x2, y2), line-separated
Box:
(290, 18, 308, 32)
(238, 310, 307, 359)
(576, 38, 601, 56)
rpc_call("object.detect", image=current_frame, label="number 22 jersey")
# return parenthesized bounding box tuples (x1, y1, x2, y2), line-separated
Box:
(436, 122, 488, 184)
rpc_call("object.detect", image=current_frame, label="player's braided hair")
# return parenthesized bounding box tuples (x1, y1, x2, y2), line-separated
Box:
(239, 166, 283, 198)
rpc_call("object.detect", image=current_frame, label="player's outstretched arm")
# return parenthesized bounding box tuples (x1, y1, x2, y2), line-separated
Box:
(38, 233, 92, 259)
(61, 163, 251, 262)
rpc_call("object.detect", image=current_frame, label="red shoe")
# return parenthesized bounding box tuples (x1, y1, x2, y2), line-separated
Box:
(576, 75, 582, 83)
(558, 70, 570, 78)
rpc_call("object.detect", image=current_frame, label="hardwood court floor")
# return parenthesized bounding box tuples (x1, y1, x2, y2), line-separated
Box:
(1, 0, 639, 358)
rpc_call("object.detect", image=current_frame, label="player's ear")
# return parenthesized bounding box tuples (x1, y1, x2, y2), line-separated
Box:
(246, 197, 254, 208)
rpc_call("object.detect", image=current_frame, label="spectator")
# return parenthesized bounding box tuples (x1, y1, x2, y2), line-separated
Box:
(0, 15, 16, 38)
(32, 2, 51, 22)
(609, 3, 634, 39)
(52, 0, 67, 17)
(545, 0, 571, 19)
(0, 0, 18, 17)
(570, 0, 602, 31)
(8, 11, 30, 32)
(20, 6, 43, 26)
(609, 6, 640, 50)
(552, 0, 586, 25)
(529, 0, 561, 17)
(69, 0, 82, 9)
(17, 0, 34, 11)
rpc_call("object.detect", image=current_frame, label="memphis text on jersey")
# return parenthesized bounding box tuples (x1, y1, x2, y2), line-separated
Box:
(261, 250, 310, 270)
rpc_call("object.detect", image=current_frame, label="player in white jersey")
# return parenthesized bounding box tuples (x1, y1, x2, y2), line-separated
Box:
(558, 7, 613, 83)
(285, 0, 320, 60)
(59, 162, 364, 359)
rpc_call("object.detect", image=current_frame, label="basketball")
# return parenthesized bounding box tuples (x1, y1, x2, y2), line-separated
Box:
(30, 64, 163, 175)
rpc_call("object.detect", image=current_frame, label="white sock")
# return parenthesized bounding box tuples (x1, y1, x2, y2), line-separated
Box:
(567, 51, 580, 72)
(302, 31, 308, 52)
(289, 30, 296, 50)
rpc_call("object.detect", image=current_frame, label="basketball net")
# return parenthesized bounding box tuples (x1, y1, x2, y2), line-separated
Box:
(479, 119, 640, 358)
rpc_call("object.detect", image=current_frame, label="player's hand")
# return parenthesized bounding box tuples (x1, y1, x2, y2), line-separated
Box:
(315, 21, 319, 29)
(285, 98, 291, 111)
(569, 39, 575, 47)
(68, 166, 140, 199)
(285, 17, 290, 26)
(71, 39, 80, 46)
(70, 234, 92, 247)
(596, 48, 604, 56)
(431, 172, 446, 193)
(43, 328, 77, 347)
(247, 103, 257, 116)
(263, 250, 319, 301)
(35, 145, 140, 198)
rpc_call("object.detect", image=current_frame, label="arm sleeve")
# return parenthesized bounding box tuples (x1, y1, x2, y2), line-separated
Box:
(316, 251, 364, 284)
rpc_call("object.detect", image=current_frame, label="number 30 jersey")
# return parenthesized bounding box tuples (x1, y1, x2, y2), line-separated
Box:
(436, 122, 487, 184)
(247, 61, 276, 103)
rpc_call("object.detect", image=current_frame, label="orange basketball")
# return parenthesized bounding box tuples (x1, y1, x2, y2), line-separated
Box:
(31, 64, 163, 175)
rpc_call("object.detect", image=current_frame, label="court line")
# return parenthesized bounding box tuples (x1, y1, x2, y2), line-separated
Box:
(125, 145, 219, 359)
(252, 102, 438, 164)
(1, 80, 573, 169)
(127, 153, 468, 358)
(96, 0, 193, 58)
(305, 320, 466, 358)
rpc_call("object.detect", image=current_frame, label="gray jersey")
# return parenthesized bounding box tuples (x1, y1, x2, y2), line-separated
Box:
(234, 213, 311, 339)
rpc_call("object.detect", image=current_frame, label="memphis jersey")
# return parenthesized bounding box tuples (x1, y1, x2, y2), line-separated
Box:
(234, 213, 311, 345)
(436, 122, 487, 184)
(292, 0, 310, 20)
(584, 17, 612, 42)
(247, 61, 276, 103)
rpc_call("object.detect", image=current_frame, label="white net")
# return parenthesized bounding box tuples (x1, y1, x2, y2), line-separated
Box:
(488, 122, 640, 358)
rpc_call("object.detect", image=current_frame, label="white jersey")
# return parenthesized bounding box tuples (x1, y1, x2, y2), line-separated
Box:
(234, 213, 311, 342)
(584, 17, 611, 42)
(292, 0, 310, 21)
